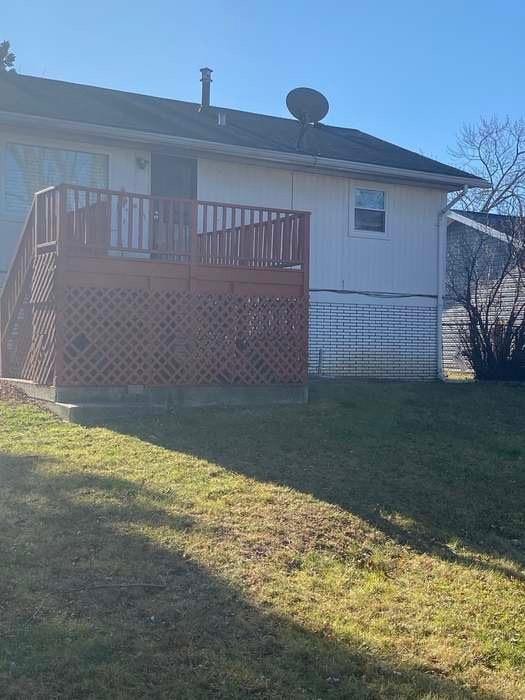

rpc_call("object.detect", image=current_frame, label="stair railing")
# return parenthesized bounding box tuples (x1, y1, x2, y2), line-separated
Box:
(0, 187, 59, 377)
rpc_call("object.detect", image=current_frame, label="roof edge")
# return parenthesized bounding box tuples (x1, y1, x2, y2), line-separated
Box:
(0, 110, 490, 191)
(447, 211, 509, 242)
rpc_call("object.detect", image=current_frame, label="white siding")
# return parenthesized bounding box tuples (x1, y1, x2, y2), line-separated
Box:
(344, 180, 443, 296)
(197, 159, 293, 209)
(291, 171, 348, 290)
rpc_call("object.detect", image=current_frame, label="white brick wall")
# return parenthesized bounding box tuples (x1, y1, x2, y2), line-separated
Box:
(309, 301, 438, 380)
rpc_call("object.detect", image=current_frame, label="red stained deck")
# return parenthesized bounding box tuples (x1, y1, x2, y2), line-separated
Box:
(0, 185, 310, 388)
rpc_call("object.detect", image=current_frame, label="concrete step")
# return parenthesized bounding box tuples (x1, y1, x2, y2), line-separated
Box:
(48, 401, 168, 424)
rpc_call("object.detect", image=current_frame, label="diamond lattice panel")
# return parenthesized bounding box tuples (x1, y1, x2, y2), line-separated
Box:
(149, 291, 195, 385)
(61, 287, 150, 386)
(59, 287, 308, 386)
(17, 252, 57, 385)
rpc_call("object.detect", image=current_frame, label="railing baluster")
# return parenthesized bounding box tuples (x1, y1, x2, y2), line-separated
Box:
(52, 185, 57, 245)
(230, 208, 236, 266)
(128, 195, 134, 250)
(171, 199, 177, 258)
(174, 201, 179, 258)
(186, 201, 192, 260)
(259, 208, 266, 266)
(264, 211, 271, 266)
(164, 199, 169, 255)
(82, 190, 88, 245)
(176, 200, 180, 258)
(239, 208, 245, 268)
(117, 194, 123, 250)
(49, 190, 54, 245)
(181, 200, 187, 260)
(225, 206, 230, 265)
(274, 214, 284, 265)
(255, 210, 261, 266)
(284, 216, 297, 262)
(263, 210, 270, 267)
(264, 211, 270, 265)
(272, 214, 280, 267)
(72, 188, 78, 242)
(212, 204, 218, 237)
(246, 209, 254, 268)
(138, 197, 144, 250)
(45, 192, 50, 245)
(95, 191, 101, 247)
(292, 214, 297, 264)
(163, 199, 170, 257)
(191, 201, 199, 262)
(161, 199, 167, 256)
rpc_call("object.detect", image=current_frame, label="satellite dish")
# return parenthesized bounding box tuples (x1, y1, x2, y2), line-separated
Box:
(286, 87, 329, 125)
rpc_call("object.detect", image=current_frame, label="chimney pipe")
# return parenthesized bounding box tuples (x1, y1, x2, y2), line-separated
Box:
(200, 67, 212, 109)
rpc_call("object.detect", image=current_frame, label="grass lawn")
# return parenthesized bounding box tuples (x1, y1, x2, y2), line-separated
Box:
(1, 380, 524, 699)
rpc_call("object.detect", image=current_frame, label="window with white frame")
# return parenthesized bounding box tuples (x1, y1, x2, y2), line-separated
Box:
(354, 188, 386, 233)
(5, 142, 109, 217)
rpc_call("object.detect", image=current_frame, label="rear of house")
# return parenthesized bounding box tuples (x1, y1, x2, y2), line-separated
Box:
(0, 70, 484, 385)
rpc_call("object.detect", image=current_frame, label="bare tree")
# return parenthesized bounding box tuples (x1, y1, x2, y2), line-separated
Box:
(451, 116, 525, 216)
(0, 40, 15, 72)
(447, 117, 525, 379)
(447, 208, 525, 380)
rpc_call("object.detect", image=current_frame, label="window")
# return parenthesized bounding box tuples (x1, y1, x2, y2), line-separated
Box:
(354, 188, 386, 233)
(5, 143, 109, 217)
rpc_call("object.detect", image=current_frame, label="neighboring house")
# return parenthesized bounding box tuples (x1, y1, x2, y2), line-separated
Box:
(444, 210, 524, 374)
(0, 70, 484, 380)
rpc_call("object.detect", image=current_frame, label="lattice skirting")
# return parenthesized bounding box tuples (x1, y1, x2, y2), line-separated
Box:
(6, 302, 32, 376)
(6, 253, 56, 385)
(59, 287, 308, 386)
(309, 301, 438, 380)
(20, 304, 56, 385)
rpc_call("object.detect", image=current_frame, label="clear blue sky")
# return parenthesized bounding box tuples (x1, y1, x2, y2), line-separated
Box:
(3, 0, 524, 164)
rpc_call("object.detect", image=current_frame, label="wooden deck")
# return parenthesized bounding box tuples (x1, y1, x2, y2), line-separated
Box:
(0, 185, 310, 389)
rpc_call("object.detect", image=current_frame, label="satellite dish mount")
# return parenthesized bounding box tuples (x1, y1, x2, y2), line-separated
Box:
(286, 87, 329, 149)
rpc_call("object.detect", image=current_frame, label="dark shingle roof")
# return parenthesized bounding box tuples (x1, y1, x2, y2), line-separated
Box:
(0, 72, 480, 181)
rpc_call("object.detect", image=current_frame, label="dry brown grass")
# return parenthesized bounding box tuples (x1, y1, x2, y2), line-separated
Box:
(1, 380, 524, 698)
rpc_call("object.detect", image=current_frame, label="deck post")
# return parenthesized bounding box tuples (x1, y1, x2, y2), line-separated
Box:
(33, 190, 39, 255)
(302, 212, 311, 383)
(56, 185, 66, 254)
(189, 200, 199, 293)
(303, 212, 310, 295)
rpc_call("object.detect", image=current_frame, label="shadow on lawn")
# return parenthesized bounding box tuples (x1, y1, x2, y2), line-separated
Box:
(1, 451, 497, 699)
(108, 380, 525, 579)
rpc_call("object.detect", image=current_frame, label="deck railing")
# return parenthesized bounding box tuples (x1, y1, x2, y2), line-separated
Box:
(0, 189, 42, 375)
(35, 184, 310, 269)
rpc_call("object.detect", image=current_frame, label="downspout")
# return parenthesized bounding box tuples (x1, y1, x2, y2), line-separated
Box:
(436, 185, 468, 379)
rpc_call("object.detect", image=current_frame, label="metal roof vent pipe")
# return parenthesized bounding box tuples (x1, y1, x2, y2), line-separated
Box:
(200, 67, 212, 110)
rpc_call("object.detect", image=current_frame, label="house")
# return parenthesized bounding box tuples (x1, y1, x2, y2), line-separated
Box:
(444, 210, 524, 374)
(0, 68, 485, 405)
